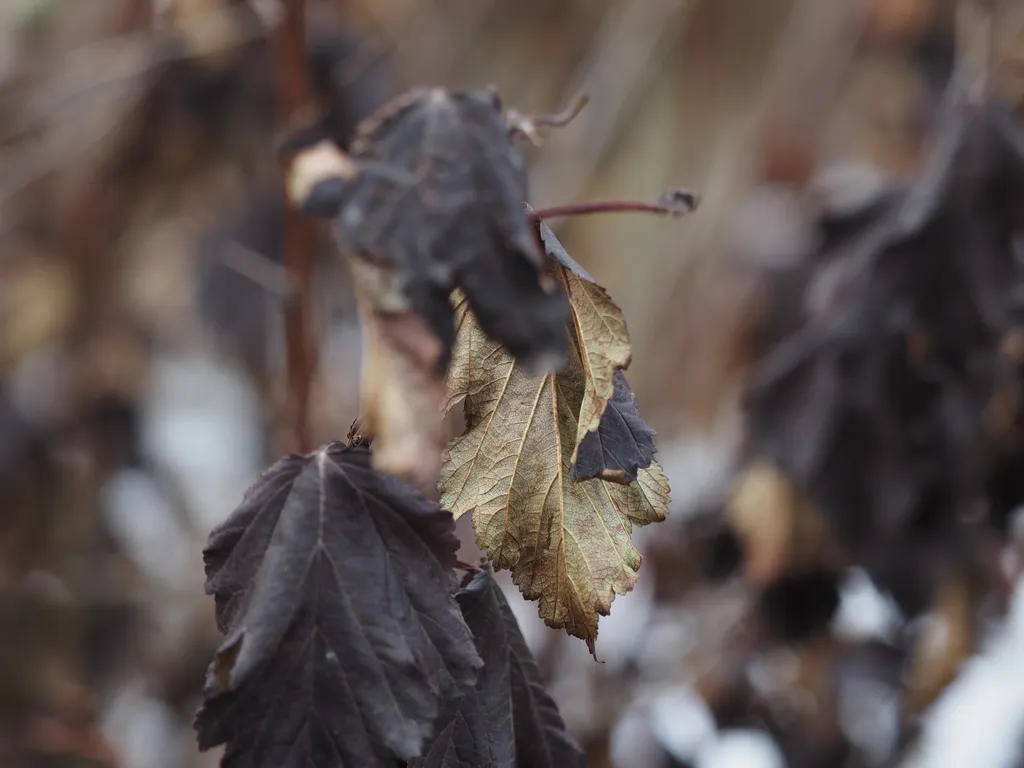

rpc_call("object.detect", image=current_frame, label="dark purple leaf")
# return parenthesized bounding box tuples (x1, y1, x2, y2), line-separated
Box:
(335, 89, 570, 373)
(411, 568, 585, 768)
(195, 443, 482, 767)
(571, 370, 656, 484)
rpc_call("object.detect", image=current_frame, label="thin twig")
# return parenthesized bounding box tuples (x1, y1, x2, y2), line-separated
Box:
(505, 93, 590, 145)
(219, 242, 294, 299)
(530, 188, 700, 221)
(531, 92, 591, 128)
(271, 0, 319, 452)
(527, 0, 697, 223)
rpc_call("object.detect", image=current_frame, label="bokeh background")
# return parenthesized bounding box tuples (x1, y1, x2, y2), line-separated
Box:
(5, 0, 1024, 766)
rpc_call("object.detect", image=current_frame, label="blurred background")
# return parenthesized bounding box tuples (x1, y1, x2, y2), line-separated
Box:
(5, 0, 1024, 766)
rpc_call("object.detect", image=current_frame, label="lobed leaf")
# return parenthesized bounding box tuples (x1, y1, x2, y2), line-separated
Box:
(411, 567, 586, 768)
(195, 443, 482, 767)
(335, 88, 571, 375)
(535, 219, 654, 479)
(440, 226, 669, 650)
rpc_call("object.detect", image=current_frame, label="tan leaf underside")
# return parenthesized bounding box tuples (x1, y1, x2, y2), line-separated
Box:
(558, 268, 632, 464)
(440, 291, 669, 647)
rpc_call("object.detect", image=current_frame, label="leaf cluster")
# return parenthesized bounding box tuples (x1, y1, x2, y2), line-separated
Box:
(441, 219, 669, 650)
(195, 84, 689, 767)
(195, 443, 585, 767)
(737, 94, 1024, 616)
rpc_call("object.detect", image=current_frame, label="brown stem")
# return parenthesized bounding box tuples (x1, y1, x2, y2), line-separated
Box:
(530, 92, 590, 128)
(272, 0, 318, 452)
(530, 188, 700, 221)
(506, 93, 590, 146)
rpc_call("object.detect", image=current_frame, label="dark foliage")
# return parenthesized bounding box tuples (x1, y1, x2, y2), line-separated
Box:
(195, 443, 482, 767)
(741, 94, 1024, 616)
(571, 370, 657, 484)
(334, 89, 571, 372)
(410, 568, 586, 768)
(756, 568, 841, 642)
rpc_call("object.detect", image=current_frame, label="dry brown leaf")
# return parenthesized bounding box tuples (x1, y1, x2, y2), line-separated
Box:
(440, 291, 669, 650)
(554, 264, 632, 465)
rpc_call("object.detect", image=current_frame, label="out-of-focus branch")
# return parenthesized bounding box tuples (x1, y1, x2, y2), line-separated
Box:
(0, 3, 270, 208)
(271, 0, 318, 452)
(955, 0, 1024, 105)
(753, 0, 876, 186)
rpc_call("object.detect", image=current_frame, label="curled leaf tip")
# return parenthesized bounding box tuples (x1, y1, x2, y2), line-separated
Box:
(506, 92, 590, 145)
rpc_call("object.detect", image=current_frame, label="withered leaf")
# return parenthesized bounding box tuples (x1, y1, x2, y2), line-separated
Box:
(533, 219, 633, 459)
(440, 268, 670, 648)
(334, 88, 570, 374)
(740, 95, 1024, 616)
(571, 370, 657, 484)
(195, 443, 482, 767)
(410, 568, 586, 768)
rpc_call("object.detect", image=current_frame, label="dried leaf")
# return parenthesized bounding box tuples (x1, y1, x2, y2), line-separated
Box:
(195, 443, 482, 766)
(532, 221, 632, 461)
(534, 218, 655, 480)
(335, 88, 570, 374)
(411, 568, 586, 768)
(440, 243, 670, 648)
